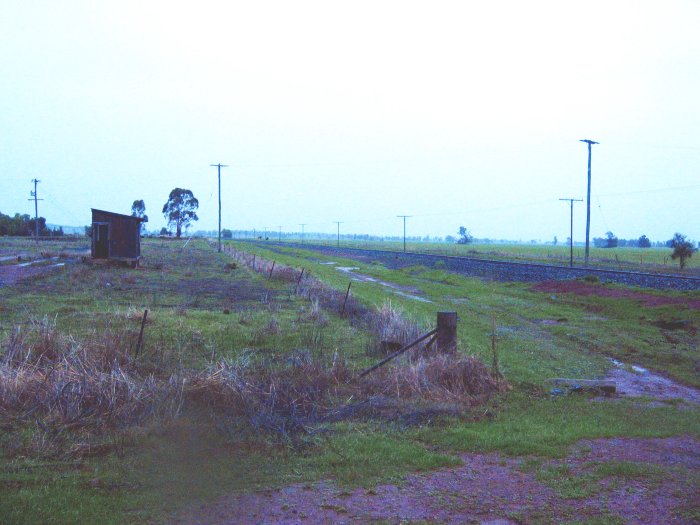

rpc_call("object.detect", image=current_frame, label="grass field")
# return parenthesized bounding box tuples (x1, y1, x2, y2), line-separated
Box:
(1, 237, 698, 524)
(278, 238, 700, 275)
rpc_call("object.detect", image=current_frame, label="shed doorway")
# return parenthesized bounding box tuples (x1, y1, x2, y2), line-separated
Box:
(94, 223, 110, 258)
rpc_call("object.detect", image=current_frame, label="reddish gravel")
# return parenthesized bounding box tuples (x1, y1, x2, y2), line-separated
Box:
(173, 436, 700, 525)
(532, 280, 700, 310)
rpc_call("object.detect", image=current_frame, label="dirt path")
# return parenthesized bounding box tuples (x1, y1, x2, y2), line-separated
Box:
(173, 436, 699, 525)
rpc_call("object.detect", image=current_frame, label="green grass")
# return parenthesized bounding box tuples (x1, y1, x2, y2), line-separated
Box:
(417, 394, 699, 458)
(295, 425, 460, 488)
(1, 237, 699, 523)
(233, 241, 700, 387)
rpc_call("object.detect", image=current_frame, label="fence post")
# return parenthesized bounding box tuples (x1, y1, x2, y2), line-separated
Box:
(436, 311, 457, 353)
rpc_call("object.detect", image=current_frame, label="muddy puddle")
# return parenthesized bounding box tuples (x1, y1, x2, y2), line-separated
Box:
(604, 358, 700, 405)
(333, 265, 432, 303)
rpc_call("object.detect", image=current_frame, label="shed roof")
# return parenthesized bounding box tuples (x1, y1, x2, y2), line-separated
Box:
(91, 208, 147, 222)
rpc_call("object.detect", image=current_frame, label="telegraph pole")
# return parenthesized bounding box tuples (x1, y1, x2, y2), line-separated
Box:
(559, 198, 583, 267)
(333, 221, 343, 248)
(299, 223, 306, 244)
(210, 163, 228, 252)
(28, 179, 43, 244)
(397, 215, 411, 253)
(579, 140, 598, 265)
(278, 226, 282, 243)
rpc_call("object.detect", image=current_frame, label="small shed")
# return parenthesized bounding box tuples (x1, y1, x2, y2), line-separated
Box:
(91, 208, 145, 264)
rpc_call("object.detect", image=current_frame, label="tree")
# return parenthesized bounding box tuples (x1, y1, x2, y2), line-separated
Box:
(638, 235, 651, 248)
(670, 233, 697, 270)
(457, 226, 473, 244)
(131, 199, 148, 235)
(159, 227, 170, 236)
(162, 188, 199, 238)
(604, 231, 618, 248)
(222, 228, 233, 239)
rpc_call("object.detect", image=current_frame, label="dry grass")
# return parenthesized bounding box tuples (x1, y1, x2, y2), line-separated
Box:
(225, 246, 364, 318)
(368, 301, 423, 354)
(189, 357, 354, 441)
(361, 353, 510, 405)
(187, 349, 507, 443)
(0, 317, 184, 458)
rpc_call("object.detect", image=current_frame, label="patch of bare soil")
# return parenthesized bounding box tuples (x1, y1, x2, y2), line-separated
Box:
(532, 280, 700, 310)
(172, 436, 700, 525)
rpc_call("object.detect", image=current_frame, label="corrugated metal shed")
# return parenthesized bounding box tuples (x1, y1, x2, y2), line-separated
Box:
(91, 208, 145, 262)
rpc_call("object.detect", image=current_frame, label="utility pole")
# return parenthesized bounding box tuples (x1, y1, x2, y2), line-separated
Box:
(559, 198, 583, 267)
(397, 215, 411, 253)
(299, 223, 306, 244)
(278, 225, 282, 243)
(579, 139, 598, 265)
(210, 163, 228, 252)
(28, 179, 43, 245)
(333, 221, 343, 248)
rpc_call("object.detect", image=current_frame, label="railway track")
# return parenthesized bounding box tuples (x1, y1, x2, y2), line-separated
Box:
(254, 242, 700, 291)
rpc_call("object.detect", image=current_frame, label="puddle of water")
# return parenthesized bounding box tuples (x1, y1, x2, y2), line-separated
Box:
(394, 291, 433, 303)
(319, 261, 337, 265)
(606, 358, 700, 404)
(15, 257, 59, 268)
(335, 266, 432, 303)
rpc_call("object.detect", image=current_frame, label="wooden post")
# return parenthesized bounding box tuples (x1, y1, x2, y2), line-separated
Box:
(436, 311, 457, 353)
(252, 254, 256, 270)
(269, 261, 276, 278)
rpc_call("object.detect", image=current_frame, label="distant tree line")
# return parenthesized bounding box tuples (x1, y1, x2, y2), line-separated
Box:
(0, 211, 64, 237)
(592, 232, 663, 249)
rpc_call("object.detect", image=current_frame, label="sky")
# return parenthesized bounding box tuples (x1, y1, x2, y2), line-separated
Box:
(1, 0, 699, 243)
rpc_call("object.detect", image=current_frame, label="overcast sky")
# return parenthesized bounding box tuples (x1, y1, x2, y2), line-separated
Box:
(2, 1, 699, 242)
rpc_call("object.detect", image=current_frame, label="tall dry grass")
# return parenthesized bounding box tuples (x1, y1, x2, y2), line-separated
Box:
(1, 317, 184, 458)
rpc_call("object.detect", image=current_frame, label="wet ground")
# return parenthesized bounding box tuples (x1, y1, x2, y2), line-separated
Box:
(173, 435, 700, 524)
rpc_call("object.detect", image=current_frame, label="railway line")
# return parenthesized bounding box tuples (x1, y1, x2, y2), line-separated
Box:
(255, 242, 700, 291)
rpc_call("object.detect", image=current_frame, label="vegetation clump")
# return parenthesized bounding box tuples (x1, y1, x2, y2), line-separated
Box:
(670, 232, 697, 270)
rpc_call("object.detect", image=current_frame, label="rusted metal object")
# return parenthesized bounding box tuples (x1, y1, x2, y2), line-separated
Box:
(359, 328, 437, 378)
(341, 281, 352, 314)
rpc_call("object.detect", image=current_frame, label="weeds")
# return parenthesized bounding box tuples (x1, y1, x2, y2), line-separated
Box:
(0, 317, 184, 459)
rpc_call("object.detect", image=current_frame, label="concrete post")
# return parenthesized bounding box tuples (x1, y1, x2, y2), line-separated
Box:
(436, 311, 458, 352)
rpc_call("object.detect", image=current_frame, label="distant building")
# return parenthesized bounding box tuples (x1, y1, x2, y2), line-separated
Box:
(91, 209, 145, 265)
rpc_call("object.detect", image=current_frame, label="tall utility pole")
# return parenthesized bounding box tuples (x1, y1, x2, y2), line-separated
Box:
(559, 198, 583, 268)
(28, 179, 43, 244)
(211, 163, 228, 252)
(299, 223, 306, 244)
(278, 226, 282, 243)
(579, 139, 598, 265)
(333, 221, 343, 248)
(397, 215, 411, 253)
